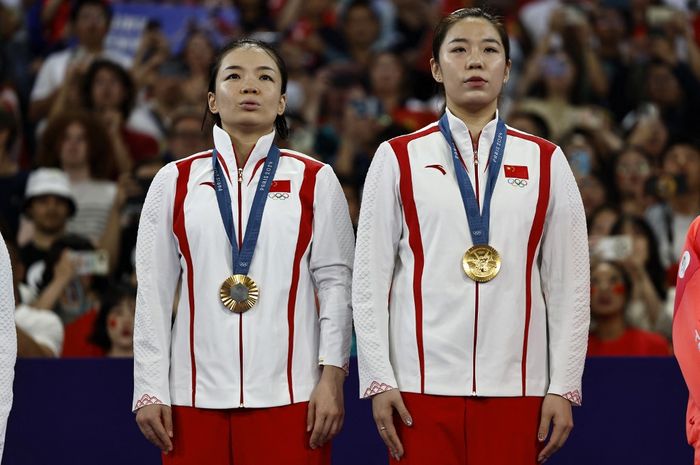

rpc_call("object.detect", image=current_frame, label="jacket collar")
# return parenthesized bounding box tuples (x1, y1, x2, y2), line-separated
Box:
(212, 124, 277, 179)
(445, 108, 500, 169)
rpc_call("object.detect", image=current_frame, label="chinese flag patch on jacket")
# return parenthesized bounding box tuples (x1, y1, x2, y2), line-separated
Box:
(504, 165, 529, 179)
(270, 180, 291, 192)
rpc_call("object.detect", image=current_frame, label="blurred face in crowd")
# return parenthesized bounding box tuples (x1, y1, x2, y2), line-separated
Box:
(168, 116, 210, 160)
(431, 17, 510, 116)
(593, 7, 626, 46)
(60, 122, 89, 170)
(578, 175, 607, 218)
(617, 221, 650, 265)
(184, 32, 215, 74)
(343, 5, 380, 49)
(91, 67, 126, 111)
(370, 52, 404, 96)
(647, 63, 681, 108)
(27, 195, 70, 234)
(508, 113, 546, 138)
(73, 4, 109, 49)
(590, 262, 627, 318)
(615, 148, 652, 198)
(208, 45, 286, 137)
(663, 144, 700, 193)
(107, 297, 136, 356)
(564, 133, 597, 180)
(589, 207, 619, 238)
(542, 52, 575, 97)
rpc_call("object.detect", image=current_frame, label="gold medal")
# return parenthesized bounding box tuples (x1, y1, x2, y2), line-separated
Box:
(462, 245, 501, 282)
(219, 275, 259, 313)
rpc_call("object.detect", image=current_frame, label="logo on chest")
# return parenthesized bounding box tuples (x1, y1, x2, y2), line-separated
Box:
(504, 165, 529, 188)
(269, 180, 291, 200)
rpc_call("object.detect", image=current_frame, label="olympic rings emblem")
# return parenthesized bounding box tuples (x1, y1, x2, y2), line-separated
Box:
(268, 192, 290, 200)
(507, 178, 528, 188)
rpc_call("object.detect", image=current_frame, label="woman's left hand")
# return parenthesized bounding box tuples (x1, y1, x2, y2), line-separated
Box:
(537, 393, 574, 463)
(307, 365, 346, 449)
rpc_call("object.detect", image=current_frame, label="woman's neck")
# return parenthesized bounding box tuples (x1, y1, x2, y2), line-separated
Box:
(222, 124, 274, 167)
(63, 165, 91, 183)
(108, 346, 133, 358)
(593, 313, 627, 341)
(446, 100, 497, 138)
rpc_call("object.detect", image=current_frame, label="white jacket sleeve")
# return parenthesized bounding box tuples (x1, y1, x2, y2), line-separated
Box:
(540, 148, 590, 406)
(310, 165, 355, 371)
(133, 164, 180, 411)
(353, 143, 403, 398)
(0, 233, 17, 460)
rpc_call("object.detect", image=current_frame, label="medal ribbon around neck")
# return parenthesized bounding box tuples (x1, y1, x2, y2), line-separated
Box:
(437, 113, 507, 247)
(212, 143, 280, 311)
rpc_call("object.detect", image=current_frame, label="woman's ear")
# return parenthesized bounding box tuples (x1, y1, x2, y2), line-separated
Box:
(208, 92, 218, 115)
(430, 58, 443, 83)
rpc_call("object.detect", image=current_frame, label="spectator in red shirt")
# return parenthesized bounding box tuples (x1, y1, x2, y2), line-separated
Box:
(588, 260, 671, 356)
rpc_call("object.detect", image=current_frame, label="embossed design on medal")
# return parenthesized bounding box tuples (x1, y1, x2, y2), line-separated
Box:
(220, 275, 259, 313)
(462, 245, 501, 282)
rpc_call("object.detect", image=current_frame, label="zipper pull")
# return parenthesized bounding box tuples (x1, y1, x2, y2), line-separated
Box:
(238, 168, 243, 183)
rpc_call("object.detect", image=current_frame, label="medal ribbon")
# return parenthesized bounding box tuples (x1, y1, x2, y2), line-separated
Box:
(212, 144, 280, 276)
(438, 113, 507, 246)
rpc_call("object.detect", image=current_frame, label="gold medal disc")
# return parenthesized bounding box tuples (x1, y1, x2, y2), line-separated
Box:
(462, 245, 501, 282)
(220, 275, 259, 313)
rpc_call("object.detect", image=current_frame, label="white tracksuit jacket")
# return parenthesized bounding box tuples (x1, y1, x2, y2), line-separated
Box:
(353, 110, 590, 404)
(0, 233, 17, 460)
(133, 126, 354, 410)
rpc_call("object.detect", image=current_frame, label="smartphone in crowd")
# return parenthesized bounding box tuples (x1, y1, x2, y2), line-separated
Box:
(69, 250, 109, 276)
(591, 235, 633, 261)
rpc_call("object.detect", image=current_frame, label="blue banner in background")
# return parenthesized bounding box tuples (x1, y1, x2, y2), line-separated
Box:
(105, 3, 239, 59)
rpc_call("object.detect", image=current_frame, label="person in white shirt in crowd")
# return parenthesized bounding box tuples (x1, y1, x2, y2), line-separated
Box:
(133, 38, 354, 465)
(3, 233, 64, 358)
(0, 231, 17, 461)
(28, 0, 130, 125)
(353, 8, 589, 465)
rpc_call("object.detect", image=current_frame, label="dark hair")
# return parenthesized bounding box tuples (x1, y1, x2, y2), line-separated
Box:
(204, 38, 289, 139)
(82, 59, 136, 119)
(37, 111, 115, 180)
(340, 0, 380, 24)
(89, 284, 136, 351)
(432, 8, 511, 63)
(70, 0, 112, 24)
(0, 109, 17, 152)
(610, 215, 667, 300)
(507, 111, 550, 140)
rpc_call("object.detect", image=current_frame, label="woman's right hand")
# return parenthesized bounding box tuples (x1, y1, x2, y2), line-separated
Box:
(371, 389, 413, 461)
(135, 404, 173, 453)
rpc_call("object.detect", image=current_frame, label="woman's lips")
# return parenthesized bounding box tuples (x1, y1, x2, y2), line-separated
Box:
(240, 101, 260, 110)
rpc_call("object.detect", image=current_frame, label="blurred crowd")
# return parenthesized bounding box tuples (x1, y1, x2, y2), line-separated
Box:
(0, 0, 698, 360)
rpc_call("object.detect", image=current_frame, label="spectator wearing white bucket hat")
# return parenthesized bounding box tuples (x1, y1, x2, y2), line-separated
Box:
(19, 168, 77, 299)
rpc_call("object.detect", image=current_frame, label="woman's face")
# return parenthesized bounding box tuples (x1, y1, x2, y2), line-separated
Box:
(60, 122, 89, 169)
(590, 209, 619, 238)
(542, 52, 575, 95)
(107, 298, 136, 353)
(591, 262, 627, 317)
(616, 149, 651, 197)
(185, 33, 215, 72)
(577, 175, 607, 218)
(620, 223, 650, 264)
(208, 46, 286, 136)
(431, 17, 510, 114)
(91, 68, 125, 111)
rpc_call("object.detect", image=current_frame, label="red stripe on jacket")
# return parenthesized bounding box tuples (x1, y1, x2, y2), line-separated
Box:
(281, 152, 324, 403)
(389, 125, 440, 393)
(173, 152, 212, 406)
(507, 130, 556, 395)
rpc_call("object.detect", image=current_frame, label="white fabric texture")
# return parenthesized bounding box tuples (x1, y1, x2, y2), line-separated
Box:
(14, 304, 64, 357)
(133, 126, 354, 410)
(353, 111, 590, 403)
(0, 233, 17, 460)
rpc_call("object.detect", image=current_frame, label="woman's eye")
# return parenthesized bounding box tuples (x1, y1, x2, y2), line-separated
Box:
(451, 47, 466, 53)
(485, 47, 498, 53)
(260, 74, 274, 81)
(225, 73, 240, 80)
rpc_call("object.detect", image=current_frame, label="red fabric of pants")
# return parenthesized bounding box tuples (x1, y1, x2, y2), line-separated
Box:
(391, 393, 544, 465)
(163, 402, 331, 465)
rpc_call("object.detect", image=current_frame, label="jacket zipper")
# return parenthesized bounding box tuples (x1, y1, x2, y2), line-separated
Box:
(471, 131, 481, 396)
(237, 166, 244, 407)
